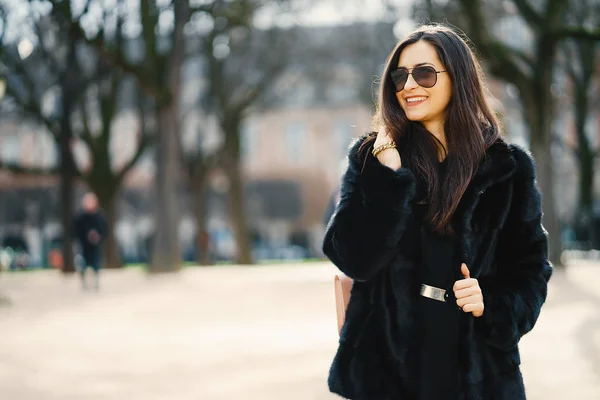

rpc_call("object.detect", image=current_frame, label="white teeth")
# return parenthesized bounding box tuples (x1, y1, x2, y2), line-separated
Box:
(406, 97, 427, 103)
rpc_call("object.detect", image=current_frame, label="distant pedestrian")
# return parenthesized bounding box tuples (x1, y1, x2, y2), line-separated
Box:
(74, 193, 106, 290)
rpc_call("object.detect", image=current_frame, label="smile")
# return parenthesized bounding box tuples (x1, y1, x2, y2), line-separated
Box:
(406, 96, 428, 104)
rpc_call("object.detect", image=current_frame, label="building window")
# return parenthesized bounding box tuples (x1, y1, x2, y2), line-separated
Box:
(285, 122, 306, 163)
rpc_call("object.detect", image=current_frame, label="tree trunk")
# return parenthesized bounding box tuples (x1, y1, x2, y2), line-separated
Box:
(190, 175, 212, 266)
(59, 113, 76, 274)
(574, 86, 596, 249)
(59, 31, 79, 274)
(530, 130, 562, 266)
(149, 104, 182, 272)
(516, 34, 563, 267)
(101, 192, 122, 269)
(87, 181, 122, 268)
(524, 90, 563, 267)
(148, 0, 188, 273)
(89, 156, 124, 269)
(223, 130, 253, 265)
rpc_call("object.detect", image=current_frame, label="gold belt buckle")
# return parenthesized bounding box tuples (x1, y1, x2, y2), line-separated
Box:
(420, 284, 447, 302)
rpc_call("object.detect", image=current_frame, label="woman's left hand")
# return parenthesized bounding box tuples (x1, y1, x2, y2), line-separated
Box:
(453, 263, 484, 317)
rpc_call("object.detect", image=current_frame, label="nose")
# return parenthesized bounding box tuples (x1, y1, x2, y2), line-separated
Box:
(403, 73, 419, 90)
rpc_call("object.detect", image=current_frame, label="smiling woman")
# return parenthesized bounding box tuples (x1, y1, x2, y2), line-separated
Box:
(371, 25, 499, 234)
(394, 42, 452, 141)
(323, 24, 552, 400)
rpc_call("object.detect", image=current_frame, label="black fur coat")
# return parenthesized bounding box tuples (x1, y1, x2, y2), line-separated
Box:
(323, 134, 553, 400)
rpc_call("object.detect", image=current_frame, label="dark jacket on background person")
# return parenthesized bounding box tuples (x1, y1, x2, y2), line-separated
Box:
(323, 134, 552, 400)
(74, 211, 106, 251)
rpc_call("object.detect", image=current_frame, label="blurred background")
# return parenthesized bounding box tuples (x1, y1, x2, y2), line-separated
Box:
(0, 0, 598, 399)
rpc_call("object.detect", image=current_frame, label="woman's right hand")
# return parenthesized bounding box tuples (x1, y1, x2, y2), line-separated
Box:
(374, 126, 402, 170)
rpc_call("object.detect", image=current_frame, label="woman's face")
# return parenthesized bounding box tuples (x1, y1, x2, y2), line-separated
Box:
(395, 40, 452, 130)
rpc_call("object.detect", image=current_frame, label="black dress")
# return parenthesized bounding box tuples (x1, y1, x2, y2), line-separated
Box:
(415, 160, 462, 400)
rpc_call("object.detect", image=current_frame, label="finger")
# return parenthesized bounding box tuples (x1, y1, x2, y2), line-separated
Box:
(461, 263, 470, 279)
(453, 278, 478, 292)
(461, 303, 482, 313)
(454, 286, 481, 300)
(456, 294, 483, 308)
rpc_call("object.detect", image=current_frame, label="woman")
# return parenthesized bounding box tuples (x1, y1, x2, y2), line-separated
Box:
(323, 25, 552, 400)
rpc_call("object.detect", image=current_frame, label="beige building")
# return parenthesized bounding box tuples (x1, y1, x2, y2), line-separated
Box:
(244, 106, 371, 209)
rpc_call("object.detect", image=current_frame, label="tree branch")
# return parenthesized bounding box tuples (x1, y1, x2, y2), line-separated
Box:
(561, 40, 596, 88)
(511, 0, 544, 28)
(551, 26, 600, 40)
(510, 47, 536, 69)
(0, 5, 7, 44)
(475, 37, 531, 86)
(140, 0, 159, 75)
(234, 63, 285, 114)
(31, 16, 61, 77)
(190, 4, 214, 14)
(116, 88, 154, 183)
(78, 27, 160, 100)
(184, 141, 223, 184)
(0, 45, 61, 139)
(4, 84, 58, 139)
(98, 71, 121, 145)
(458, 0, 531, 84)
(73, 0, 93, 21)
(78, 101, 95, 149)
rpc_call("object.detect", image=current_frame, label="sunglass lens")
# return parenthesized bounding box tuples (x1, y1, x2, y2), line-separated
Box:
(413, 66, 437, 88)
(390, 70, 408, 92)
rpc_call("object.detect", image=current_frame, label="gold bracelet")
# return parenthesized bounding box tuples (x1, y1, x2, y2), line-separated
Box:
(372, 142, 396, 158)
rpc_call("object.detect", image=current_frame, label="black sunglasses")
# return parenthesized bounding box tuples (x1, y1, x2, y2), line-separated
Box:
(390, 66, 447, 92)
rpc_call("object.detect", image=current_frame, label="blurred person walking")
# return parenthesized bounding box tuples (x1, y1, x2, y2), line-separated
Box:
(74, 193, 106, 290)
(324, 25, 552, 400)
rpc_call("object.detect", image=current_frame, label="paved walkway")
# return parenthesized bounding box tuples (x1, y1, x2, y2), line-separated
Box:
(0, 261, 599, 399)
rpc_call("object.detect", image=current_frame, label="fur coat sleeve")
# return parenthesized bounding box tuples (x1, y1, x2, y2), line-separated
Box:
(475, 147, 553, 351)
(323, 134, 417, 281)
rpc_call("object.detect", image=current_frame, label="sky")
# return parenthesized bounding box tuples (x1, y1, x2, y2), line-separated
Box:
(1, 0, 416, 43)
(255, 0, 414, 30)
(257, 1, 395, 27)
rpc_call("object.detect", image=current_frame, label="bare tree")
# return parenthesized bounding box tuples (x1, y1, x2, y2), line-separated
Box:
(560, 0, 599, 248)
(76, 68, 153, 269)
(0, 3, 153, 270)
(68, 0, 194, 272)
(184, 1, 298, 265)
(0, 2, 85, 273)
(413, 0, 600, 266)
(182, 138, 219, 265)
(210, 28, 293, 263)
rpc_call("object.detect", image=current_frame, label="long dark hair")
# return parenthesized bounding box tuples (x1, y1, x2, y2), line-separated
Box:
(364, 24, 500, 234)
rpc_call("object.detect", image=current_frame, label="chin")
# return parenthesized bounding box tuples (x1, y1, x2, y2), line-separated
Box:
(404, 111, 428, 122)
